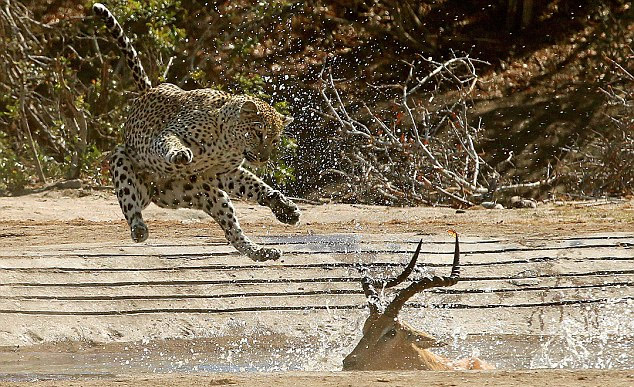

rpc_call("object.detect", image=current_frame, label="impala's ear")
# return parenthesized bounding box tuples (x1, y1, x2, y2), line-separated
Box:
(282, 115, 294, 126)
(240, 100, 259, 117)
(409, 329, 445, 349)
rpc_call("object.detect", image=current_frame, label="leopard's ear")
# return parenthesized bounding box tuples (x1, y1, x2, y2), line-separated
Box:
(282, 115, 294, 127)
(240, 100, 259, 117)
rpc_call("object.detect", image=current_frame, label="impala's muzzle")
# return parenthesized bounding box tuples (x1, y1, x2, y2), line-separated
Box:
(342, 354, 358, 370)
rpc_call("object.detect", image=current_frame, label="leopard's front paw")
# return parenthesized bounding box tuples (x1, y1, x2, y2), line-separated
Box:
(249, 247, 281, 262)
(270, 192, 301, 225)
(274, 204, 301, 225)
(131, 223, 148, 243)
(166, 148, 193, 165)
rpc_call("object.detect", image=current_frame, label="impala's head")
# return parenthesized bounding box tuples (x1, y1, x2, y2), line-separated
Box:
(343, 233, 461, 371)
(343, 313, 449, 371)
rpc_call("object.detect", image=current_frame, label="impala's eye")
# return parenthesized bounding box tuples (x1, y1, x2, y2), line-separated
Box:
(383, 329, 397, 339)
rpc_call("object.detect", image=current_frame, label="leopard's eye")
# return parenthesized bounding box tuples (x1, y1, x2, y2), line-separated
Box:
(256, 132, 264, 140)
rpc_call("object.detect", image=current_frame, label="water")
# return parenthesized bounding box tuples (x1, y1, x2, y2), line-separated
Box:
(1, 298, 632, 381)
(2, 234, 632, 379)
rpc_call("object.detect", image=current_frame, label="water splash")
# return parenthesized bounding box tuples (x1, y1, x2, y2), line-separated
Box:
(530, 298, 634, 369)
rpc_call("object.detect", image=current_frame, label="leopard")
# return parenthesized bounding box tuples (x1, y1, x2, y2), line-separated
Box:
(92, 3, 300, 261)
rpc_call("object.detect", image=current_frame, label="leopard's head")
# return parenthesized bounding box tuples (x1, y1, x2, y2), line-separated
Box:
(238, 99, 293, 165)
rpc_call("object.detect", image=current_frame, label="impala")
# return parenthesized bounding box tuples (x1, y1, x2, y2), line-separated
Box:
(343, 232, 494, 370)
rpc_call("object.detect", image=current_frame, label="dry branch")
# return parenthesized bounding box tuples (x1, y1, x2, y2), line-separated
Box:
(317, 54, 554, 206)
(0, 0, 116, 189)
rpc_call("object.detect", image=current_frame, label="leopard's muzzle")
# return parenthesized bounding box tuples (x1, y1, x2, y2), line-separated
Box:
(244, 151, 258, 162)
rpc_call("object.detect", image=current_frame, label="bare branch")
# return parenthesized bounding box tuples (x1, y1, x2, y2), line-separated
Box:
(315, 51, 554, 206)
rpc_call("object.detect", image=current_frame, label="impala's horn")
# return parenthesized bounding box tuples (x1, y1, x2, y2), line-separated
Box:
(449, 229, 460, 278)
(360, 239, 423, 314)
(383, 231, 462, 318)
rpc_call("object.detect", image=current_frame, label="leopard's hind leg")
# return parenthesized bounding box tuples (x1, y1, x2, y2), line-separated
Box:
(109, 145, 152, 242)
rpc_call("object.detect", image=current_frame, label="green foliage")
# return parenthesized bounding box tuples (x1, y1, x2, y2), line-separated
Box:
(0, 97, 19, 121)
(76, 144, 107, 183)
(232, 73, 267, 98)
(273, 101, 291, 116)
(0, 132, 29, 193)
(189, 69, 213, 88)
(224, 1, 297, 62)
(95, 0, 185, 51)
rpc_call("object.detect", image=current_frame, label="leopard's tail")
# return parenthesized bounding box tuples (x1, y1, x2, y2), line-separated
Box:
(93, 3, 152, 92)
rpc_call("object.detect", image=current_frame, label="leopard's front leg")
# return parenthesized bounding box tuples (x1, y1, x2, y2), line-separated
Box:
(151, 130, 193, 166)
(206, 189, 281, 261)
(212, 167, 301, 225)
(152, 179, 281, 261)
(147, 111, 218, 170)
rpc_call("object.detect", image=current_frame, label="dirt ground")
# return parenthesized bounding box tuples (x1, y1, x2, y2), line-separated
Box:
(0, 189, 633, 386)
(2, 370, 634, 387)
(1, 189, 633, 247)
